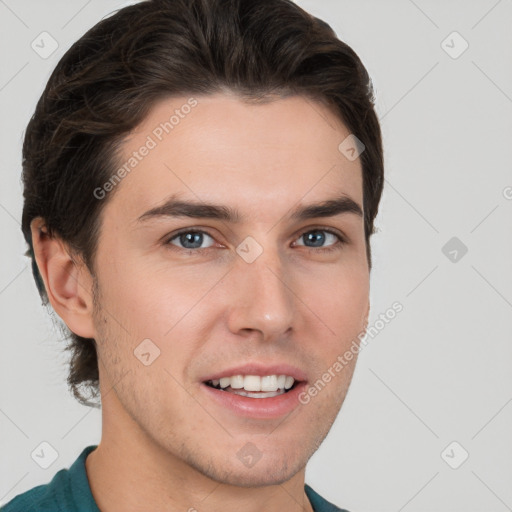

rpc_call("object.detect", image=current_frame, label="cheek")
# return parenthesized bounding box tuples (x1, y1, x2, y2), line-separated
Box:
(96, 234, 368, 341)
(95, 255, 225, 356)
(93, 254, 167, 341)
(299, 271, 366, 406)
(303, 263, 369, 329)
(332, 277, 368, 326)
(296, 265, 368, 385)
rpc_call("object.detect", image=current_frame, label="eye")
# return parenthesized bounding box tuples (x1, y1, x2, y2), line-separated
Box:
(294, 228, 346, 252)
(166, 229, 216, 251)
(164, 227, 346, 255)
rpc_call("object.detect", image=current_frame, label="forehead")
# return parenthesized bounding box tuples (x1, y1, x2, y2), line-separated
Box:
(108, 93, 363, 222)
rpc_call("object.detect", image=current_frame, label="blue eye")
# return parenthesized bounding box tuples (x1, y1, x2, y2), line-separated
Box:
(294, 229, 343, 251)
(167, 230, 216, 250)
(165, 228, 346, 254)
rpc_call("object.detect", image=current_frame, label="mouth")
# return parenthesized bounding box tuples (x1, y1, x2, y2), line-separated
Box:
(201, 374, 306, 421)
(203, 374, 300, 399)
(199, 364, 308, 418)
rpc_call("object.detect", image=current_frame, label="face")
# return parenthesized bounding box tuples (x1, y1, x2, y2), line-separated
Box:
(90, 93, 369, 486)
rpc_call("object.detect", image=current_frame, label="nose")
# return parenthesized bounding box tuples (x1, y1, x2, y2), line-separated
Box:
(225, 242, 295, 341)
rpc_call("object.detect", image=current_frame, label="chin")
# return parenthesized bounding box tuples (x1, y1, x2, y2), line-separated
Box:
(188, 449, 307, 488)
(212, 462, 301, 488)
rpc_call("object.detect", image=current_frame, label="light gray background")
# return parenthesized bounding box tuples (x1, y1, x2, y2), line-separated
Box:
(1, 1, 511, 511)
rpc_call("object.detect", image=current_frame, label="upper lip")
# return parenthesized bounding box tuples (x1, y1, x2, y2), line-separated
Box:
(201, 363, 308, 383)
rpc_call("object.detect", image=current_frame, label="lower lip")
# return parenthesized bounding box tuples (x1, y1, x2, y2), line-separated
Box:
(200, 382, 307, 419)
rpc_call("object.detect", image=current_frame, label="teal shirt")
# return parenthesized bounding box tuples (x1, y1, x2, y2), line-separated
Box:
(1, 445, 348, 512)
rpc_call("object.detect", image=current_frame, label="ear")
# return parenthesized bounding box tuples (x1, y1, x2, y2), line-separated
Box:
(30, 217, 97, 339)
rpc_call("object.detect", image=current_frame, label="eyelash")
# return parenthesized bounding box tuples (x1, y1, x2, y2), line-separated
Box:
(164, 227, 347, 255)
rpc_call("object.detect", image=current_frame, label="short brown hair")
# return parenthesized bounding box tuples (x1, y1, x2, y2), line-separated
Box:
(21, 0, 384, 406)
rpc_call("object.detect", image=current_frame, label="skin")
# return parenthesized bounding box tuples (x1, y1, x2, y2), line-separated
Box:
(32, 93, 370, 512)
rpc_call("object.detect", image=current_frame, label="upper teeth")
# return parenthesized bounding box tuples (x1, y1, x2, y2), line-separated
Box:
(211, 375, 295, 392)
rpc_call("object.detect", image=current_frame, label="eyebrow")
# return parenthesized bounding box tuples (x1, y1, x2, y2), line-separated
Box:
(137, 194, 363, 223)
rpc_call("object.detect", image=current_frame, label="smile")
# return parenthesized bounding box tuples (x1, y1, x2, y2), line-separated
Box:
(204, 374, 297, 398)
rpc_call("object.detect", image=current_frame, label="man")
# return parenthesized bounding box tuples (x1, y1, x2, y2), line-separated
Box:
(2, 0, 383, 510)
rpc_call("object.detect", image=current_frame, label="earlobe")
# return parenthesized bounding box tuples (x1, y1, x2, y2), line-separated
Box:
(30, 217, 96, 339)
